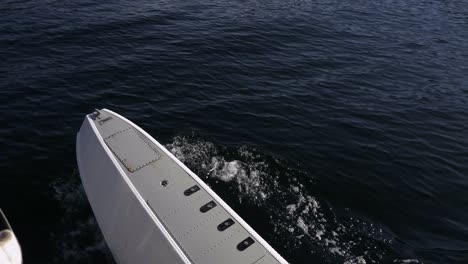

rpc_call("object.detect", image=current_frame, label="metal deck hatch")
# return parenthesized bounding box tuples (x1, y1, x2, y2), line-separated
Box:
(104, 127, 161, 172)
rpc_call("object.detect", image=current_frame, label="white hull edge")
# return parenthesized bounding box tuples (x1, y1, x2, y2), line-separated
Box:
(76, 109, 288, 264)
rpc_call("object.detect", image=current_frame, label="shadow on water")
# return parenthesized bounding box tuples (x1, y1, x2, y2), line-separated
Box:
(52, 171, 115, 264)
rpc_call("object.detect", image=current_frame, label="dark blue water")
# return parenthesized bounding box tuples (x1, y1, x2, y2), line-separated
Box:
(1, 0, 468, 263)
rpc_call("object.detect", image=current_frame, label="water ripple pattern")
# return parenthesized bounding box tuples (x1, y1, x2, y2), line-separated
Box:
(1, 0, 467, 263)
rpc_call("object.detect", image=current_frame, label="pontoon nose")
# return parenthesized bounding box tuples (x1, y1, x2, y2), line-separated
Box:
(0, 209, 22, 264)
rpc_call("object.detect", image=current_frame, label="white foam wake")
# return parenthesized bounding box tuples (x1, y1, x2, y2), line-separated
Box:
(166, 136, 415, 264)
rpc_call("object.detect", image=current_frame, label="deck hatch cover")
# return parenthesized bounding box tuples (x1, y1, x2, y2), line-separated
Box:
(104, 127, 161, 172)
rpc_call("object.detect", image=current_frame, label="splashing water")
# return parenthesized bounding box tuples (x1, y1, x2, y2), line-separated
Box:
(51, 136, 421, 264)
(166, 136, 421, 264)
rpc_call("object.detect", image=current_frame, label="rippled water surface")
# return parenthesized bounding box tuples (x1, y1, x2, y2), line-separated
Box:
(1, 0, 468, 263)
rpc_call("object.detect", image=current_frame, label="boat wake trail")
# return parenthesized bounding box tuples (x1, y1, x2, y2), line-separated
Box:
(166, 136, 421, 264)
(51, 136, 421, 264)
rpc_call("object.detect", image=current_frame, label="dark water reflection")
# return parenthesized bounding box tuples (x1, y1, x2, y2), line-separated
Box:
(1, 0, 467, 263)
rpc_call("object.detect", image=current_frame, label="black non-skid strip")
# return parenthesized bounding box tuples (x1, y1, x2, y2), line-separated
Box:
(184, 185, 200, 196)
(200, 201, 217, 213)
(237, 237, 255, 251)
(98, 116, 113, 125)
(217, 218, 235, 231)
